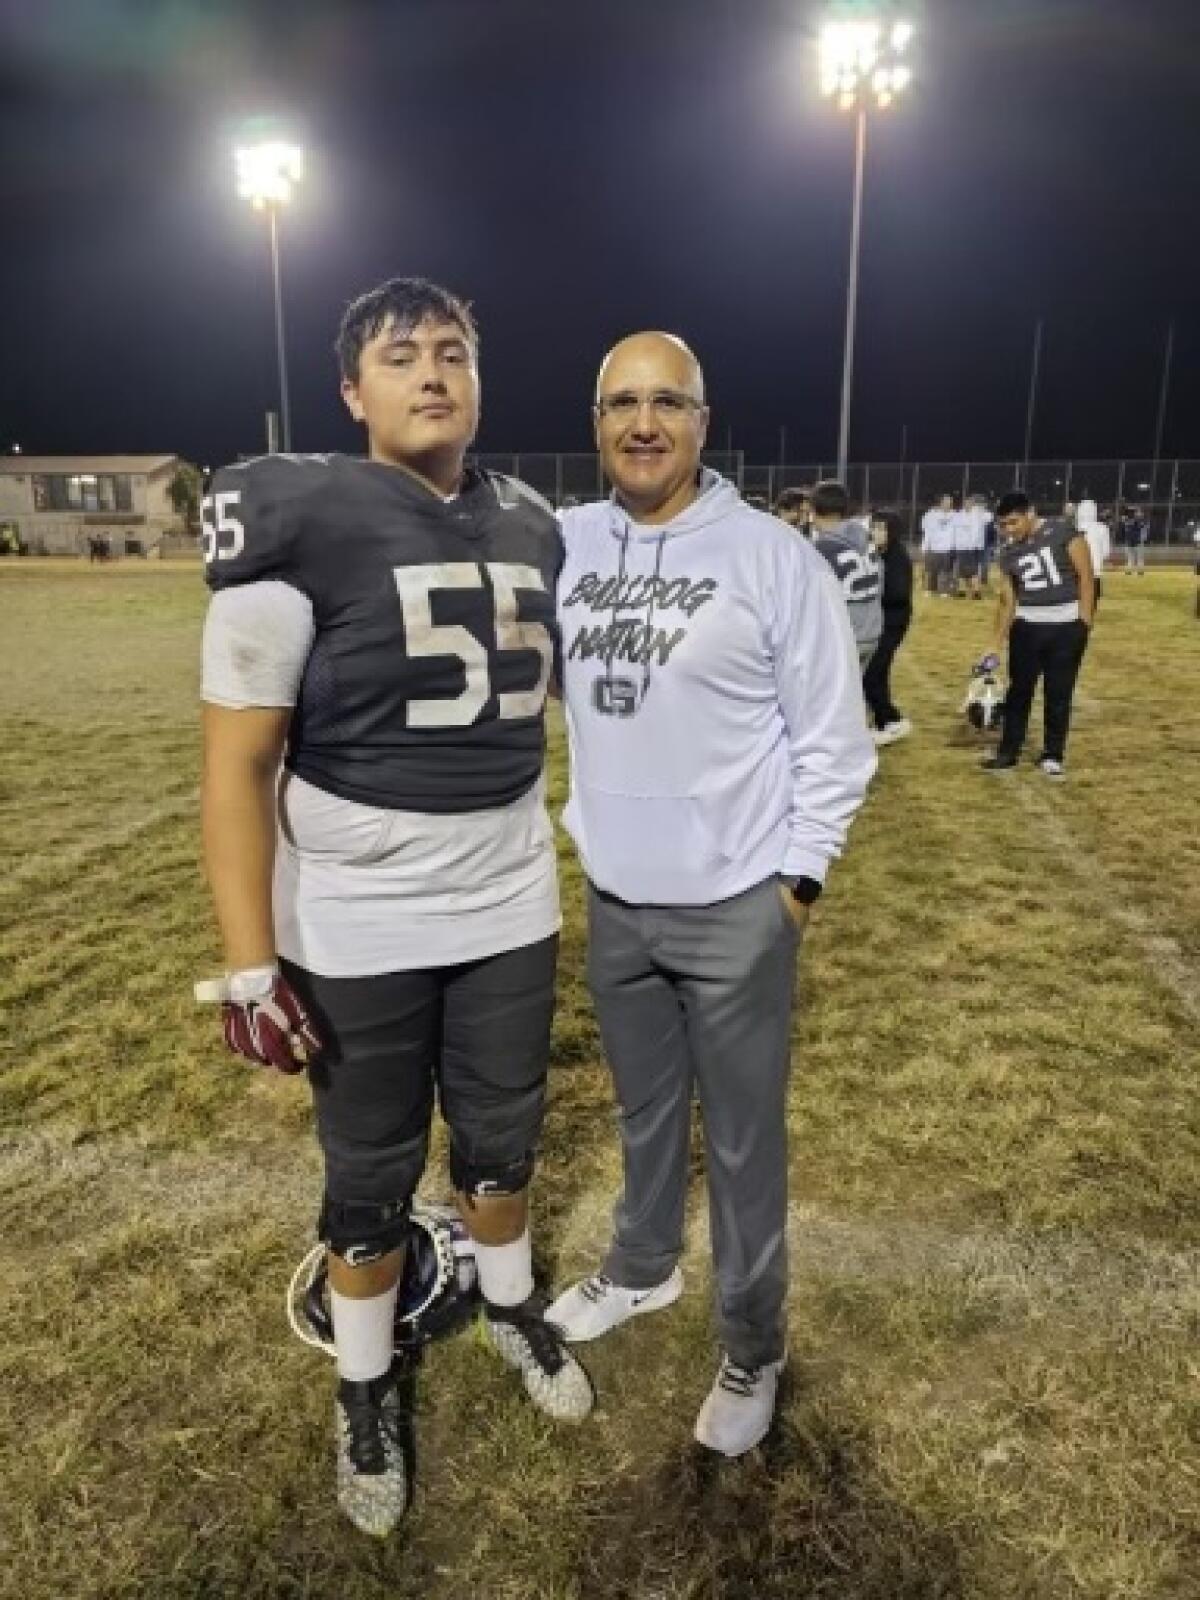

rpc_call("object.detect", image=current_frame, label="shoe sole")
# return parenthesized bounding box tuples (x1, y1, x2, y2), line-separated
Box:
(550, 1267, 684, 1345)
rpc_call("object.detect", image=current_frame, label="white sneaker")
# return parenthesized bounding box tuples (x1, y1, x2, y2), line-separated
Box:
(873, 718, 912, 746)
(545, 1267, 684, 1344)
(1033, 755, 1066, 780)
(694, 1352, 785, 1458)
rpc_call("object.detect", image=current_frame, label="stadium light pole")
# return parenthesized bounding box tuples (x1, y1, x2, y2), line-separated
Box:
(818, 18, 914, 481)
(235, 141, 304, 453)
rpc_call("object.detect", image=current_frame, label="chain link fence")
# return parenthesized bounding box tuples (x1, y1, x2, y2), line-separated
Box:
(474, 453, 1200, 548)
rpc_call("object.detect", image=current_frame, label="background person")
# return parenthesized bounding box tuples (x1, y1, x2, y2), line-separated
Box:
(921, 493, 956, 596)
(978, 490, 1094, 779)
(1076, 498, 1111, 610)
(980, 501, 999, 590)
(810, 479, 883, 668)
(774, 485, 813, 535)
(953, 495, 989, 599)
(863, 509, 914, 744)
(1122, 504, 1150, 574)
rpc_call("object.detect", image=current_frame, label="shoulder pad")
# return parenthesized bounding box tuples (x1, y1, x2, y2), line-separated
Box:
(487, 472, 555, 518)
(203, 455, 326, 590)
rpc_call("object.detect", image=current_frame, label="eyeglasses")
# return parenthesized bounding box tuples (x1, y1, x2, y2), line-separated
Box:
(594, 389, 704, 420)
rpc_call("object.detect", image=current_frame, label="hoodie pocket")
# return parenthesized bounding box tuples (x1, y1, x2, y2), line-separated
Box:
(572, 785, 731, 888)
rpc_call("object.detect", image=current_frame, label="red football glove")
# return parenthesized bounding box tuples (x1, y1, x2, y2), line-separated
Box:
(196, 964, 323, 1074)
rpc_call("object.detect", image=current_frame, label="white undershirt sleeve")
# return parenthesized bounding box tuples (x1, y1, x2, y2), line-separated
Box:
(201, 581, 315, 708)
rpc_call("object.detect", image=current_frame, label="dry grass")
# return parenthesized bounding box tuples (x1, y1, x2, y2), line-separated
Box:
(1, 559, 1198, 1599)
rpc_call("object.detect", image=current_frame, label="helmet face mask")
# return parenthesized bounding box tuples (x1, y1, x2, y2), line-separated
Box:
(290, 1203, 480, 1358)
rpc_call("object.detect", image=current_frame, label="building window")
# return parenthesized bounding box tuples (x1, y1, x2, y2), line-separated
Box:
(28, 472, 136, 515)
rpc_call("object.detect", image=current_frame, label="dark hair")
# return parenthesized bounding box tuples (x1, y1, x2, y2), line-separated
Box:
(774, 487, 812, 514)
(995, 490, 1032, 519)
(335, 276, 477, 382)
(870, 508, 904, 545)
(811, 479, 850, 520)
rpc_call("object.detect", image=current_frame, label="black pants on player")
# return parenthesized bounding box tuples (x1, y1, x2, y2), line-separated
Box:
(862, 612, 911, 728)
(1000, 617, 1089, 763)
(281, 936, 558, 1215)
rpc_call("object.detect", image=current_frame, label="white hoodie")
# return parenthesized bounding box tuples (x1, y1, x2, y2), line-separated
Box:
(558, 472, 876, 906)
(1076, 498, 1111, 574)
(921, 509, 957, 553)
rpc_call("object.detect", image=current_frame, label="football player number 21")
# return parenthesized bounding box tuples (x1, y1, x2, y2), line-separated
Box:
(394, 563, 553, 727)
(1015, 548, 1064, 591)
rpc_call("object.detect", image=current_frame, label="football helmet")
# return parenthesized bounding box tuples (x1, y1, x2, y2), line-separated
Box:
(288, 1202, 479, 1357)
(963, 669, 1007, 734)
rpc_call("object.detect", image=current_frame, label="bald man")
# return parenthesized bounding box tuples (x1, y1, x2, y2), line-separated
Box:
(547, 332, 876, 1456)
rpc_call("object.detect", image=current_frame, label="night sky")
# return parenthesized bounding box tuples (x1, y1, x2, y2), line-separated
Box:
(2, 0, 1198, 469)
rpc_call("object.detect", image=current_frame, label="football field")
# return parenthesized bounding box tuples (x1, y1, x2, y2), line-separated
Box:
(1, 559, 1197, 1600)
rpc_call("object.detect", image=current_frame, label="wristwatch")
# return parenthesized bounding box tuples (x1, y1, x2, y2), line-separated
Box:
(782, 875, 823, 906)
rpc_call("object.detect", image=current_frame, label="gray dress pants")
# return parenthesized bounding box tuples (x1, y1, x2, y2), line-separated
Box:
(586, 876, 799, 1367)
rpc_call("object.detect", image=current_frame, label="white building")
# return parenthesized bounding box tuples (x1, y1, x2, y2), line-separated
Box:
(0, 455, 188, 555)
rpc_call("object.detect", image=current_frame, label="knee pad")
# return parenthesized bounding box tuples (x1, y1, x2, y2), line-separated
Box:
(319, 1193, 412, 1267)
(449, 1148, 535, 1199)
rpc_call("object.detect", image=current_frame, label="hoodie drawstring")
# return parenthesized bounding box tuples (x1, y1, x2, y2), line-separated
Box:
(606, 516, 668, 712)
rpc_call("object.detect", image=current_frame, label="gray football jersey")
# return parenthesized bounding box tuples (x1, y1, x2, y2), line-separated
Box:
(997, 519, 1080, 608)
(813, 519, 883, 649)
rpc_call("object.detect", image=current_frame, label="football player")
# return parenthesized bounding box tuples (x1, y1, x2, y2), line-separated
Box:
(977, 490, 1094, 778)
(809, 480, 883, 669)
(199, 276, 592, 1538)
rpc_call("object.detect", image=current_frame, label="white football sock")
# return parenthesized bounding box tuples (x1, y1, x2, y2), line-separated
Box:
(474, 1229, 534, 1309)
(330, 1283, 398, 1382)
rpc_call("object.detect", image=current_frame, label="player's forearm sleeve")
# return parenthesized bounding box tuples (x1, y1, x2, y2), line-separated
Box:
(771, 556, 877, 882)
(201, 581, 315, 708)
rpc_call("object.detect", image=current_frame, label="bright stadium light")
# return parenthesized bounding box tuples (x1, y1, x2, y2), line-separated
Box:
(234, 139, 305, 452)
(819, 17, 913, 112)
(235, 141, 304, 209)
(817, 16, 916, 479)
